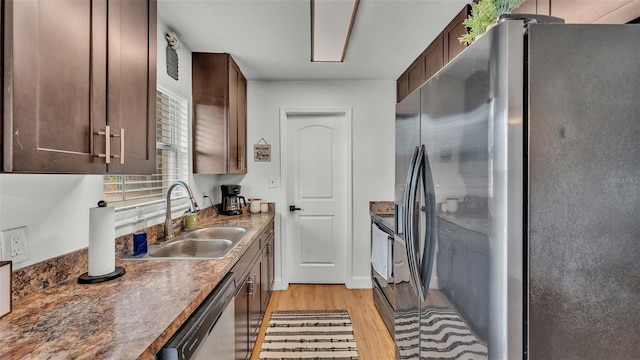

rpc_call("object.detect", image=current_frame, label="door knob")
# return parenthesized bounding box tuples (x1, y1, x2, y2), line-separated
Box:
(289, 205, 302, 212)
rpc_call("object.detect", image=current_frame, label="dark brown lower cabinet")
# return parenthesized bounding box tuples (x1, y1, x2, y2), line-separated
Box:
(248, 258, 263, 349)
(234, 220, 274, 360)
(235, 253, 261, 360)
(261, 222, 275, 314)
(235, 272, 251, 360)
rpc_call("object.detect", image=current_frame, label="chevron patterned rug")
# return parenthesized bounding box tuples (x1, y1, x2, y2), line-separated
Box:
(258, 310, 359, 359)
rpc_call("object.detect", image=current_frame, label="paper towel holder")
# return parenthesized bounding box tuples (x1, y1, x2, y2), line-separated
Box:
(78, 266, 125, 284)
(78, 200, 126, 284)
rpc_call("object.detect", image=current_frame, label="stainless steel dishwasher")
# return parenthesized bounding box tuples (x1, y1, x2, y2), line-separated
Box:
(157, 273, 236, 360)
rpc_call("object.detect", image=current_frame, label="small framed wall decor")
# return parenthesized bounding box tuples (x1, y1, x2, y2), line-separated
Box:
(165, 31, 181, 81)
(0, 261, 11, 318)
(254, 138, 271, 162)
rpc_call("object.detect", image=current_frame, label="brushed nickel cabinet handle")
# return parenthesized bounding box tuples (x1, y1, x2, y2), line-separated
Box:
(111, 128, 125, 164)
(96, 125, 111, 164)
(247, 275, 255, 297)
(238, 156, 245, 170)
(116, 128, 125, 164)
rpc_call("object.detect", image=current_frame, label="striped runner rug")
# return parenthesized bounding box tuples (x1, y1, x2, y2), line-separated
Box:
(258, 310, 359, 359)
(396, 306, 488, 359)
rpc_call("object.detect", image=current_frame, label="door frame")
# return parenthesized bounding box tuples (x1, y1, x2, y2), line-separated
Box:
(279, 107, 353, 289)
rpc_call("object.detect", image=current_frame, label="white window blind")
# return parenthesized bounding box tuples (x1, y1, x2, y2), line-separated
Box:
(103, 84, 190, 228)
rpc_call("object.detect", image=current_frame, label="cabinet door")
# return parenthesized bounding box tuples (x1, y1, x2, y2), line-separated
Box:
(106, 0, 156, 174)
(261, 233, 275, 314)
(237, 74, 247, 173)
(397, 72, 409, 103)
(1, 4, 4, 171)
(192, 53, 247, 175)
(228, 59, 239, 174)
(512, 0, 549, 15)
(444, 4, 471, 65)
(228, 57, 247, 175)
(192, 53, 229, 174)
(422, 32, 444, 83)
(235, 276, 250, 360)
(261, 244, 269, 314)
(407, 57, 423, 96)
(550, 0, 631, 23)
(4, 0, 107, 173)
(248, 258, 262, 353)
(267, 236, 274, 297)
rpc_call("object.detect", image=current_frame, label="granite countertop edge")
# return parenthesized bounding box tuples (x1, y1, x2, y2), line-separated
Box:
(0, 211, 275, 360)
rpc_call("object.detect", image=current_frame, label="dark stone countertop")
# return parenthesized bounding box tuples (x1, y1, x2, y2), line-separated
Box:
(0, 210, 275, 360)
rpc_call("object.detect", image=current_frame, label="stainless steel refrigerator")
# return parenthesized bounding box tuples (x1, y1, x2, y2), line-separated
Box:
(394, 16, 640, 359)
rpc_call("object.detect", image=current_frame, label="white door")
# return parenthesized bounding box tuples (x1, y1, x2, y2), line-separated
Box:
(286, 112, 349, 284)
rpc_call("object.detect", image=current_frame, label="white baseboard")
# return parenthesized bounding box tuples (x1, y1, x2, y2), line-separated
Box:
(272, 277, 373, 290)
(348, 276, 372, 289)
(273, 279, 287, 291)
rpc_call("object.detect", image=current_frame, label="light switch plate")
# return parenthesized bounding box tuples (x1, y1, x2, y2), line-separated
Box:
(1, 227, 29, 263)
(268, 177, 277, 188)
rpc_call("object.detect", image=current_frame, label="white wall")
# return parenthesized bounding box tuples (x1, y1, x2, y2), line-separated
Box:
(0, 18, 218, 270)
(0, 175, 103, 268)
(157, 19, 221, 209)
(220, 80, 395, 289)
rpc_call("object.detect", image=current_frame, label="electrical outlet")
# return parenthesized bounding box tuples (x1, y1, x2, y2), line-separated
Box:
(268, 177, 277, 188)
(1, 226, 29, 263)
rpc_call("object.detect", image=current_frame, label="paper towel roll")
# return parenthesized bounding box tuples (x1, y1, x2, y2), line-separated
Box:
(88, 206, 115, 277)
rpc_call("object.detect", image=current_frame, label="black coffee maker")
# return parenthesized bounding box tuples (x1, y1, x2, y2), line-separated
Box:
(221, 184, 246, 215)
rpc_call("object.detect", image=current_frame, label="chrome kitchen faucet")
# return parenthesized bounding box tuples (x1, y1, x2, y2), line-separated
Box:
(164, 181, 200, 240)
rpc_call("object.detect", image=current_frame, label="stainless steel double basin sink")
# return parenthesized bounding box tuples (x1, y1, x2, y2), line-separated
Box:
(124, 227, 248, 260)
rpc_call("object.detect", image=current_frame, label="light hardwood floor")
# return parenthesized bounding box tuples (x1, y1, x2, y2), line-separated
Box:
(251, 284, 396, 360)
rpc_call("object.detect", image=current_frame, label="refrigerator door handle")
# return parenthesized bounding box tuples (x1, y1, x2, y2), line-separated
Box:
(417, 145, 437, 300)
(403, 146, 420, 294)
(406, 145, 425, 300)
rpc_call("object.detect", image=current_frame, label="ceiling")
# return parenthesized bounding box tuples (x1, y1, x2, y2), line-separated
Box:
(158, 0, 469, 81)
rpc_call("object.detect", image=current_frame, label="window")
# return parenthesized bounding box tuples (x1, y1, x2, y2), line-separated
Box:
(103, 84, 189, 228)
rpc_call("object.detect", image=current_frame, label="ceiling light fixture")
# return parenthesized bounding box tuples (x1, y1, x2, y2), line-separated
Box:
(311, 0, 360, 62)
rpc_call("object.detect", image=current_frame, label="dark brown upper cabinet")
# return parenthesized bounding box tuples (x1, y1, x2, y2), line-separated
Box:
(2, 0, 157, 174)
(396, 5, 470, 103)
(443, 4, 471, 65)
(512, 0, 550, 16)
(549, 0, 636, 24)
(422, 32, 445, 83)
(406, 57, 423, 97)
(396, 72, 409, 104)
(512, 0, 636, 24)
(395, 1, 634, 104)
(192, 53, 248, 175)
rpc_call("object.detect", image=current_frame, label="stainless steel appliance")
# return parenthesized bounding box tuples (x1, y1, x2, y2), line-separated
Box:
(221, 184, 247, 215)
(158, 274, 236, 360)
(371, 213, 395, 335)
(395, 15, 640, 359)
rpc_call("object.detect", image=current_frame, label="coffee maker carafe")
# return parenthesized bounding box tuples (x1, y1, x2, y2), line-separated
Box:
(221, 185, 246, 215)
